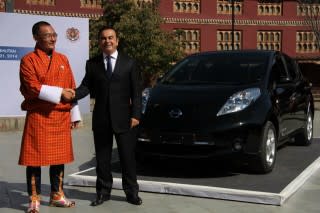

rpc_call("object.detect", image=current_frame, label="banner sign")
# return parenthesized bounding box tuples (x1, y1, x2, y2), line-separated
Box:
(0, 12, 90, 116)
(0, 46, 33, 60)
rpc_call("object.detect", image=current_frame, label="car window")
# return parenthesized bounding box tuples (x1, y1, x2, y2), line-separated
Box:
(161, 54, 268, 85)
(283, 54, 298, 81)
(271, 56, 289, 83)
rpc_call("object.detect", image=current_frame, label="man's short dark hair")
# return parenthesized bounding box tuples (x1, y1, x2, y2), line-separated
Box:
(32, 21, 51, 36)
(98, 26, 118, 40)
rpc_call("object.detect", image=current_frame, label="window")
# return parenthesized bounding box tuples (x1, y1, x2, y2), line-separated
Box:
(162, 54, 268, 85)
(283, 54, 299, 81)
(26, 0, 55, 6)
(272, 56, 288, 83)
(257, 0, 282, 16)
(217, 0, 243, 15)
(257, 31, 281, 51)
(217, 30, 242, 50)
(135, 0, 153, 7)
(173, 0, 200, 14)
(174, 29, 200, 54)
(80, 0, 102, 9)
(296, 31, 319, 53)
(297, 1, 320, 16)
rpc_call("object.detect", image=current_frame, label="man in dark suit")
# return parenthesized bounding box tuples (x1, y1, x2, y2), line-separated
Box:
(75, 26, 142, 206)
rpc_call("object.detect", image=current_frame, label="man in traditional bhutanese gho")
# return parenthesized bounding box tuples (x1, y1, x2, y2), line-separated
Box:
(18, 21, 81, 213)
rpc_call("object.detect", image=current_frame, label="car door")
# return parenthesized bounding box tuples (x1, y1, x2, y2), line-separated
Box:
(271, 54, 296, 138)
(283, 54, 308, 130)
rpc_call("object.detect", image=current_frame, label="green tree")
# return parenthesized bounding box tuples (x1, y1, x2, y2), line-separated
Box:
(90, 0, 183, 87)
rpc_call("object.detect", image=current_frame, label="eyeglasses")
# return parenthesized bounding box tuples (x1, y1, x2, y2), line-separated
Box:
(39, 33, 58, 39)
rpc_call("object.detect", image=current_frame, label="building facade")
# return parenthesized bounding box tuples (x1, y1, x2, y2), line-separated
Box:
(3, 0, 319, 59)
(2, 0, 320, 85)
(159, 0, 319, 61)
(5, 0, 103, 18)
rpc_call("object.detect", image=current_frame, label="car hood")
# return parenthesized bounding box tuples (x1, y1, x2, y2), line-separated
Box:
(143, 84, 255, 130)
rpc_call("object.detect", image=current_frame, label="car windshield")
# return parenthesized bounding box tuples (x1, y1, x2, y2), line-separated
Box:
(161, 54, 269, 85)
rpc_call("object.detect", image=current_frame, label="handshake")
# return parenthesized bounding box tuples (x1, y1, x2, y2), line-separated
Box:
(62, 88, 76, 102)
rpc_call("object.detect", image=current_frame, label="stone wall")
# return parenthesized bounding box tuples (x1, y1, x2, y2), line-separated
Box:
(0, 116, 25, 131)
(0, 113, 92, 132)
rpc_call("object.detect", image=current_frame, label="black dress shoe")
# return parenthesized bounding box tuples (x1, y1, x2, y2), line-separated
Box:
(90, 194, 110, 206)
(126, 194, 142, 205)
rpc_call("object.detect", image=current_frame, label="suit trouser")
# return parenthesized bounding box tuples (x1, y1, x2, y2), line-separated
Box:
(26, 164, 64, 196)
(93, 127, 139, 196)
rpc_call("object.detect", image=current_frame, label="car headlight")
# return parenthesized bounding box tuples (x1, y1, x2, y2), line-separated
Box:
(142, 88, 152, 114)
(217, 88, 261, 116)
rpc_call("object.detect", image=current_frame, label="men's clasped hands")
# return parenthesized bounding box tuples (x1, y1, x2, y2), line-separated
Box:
(61, 88, 75, 102)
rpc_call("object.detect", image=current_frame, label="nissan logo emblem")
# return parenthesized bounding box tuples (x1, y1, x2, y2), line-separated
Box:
(168, 108, 183, 118)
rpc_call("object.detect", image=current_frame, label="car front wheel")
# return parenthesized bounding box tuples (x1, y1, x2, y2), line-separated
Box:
(250, 121, 277, 174)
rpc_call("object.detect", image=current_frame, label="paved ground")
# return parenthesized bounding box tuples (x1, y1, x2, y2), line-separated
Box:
(1, 111, 320, 213)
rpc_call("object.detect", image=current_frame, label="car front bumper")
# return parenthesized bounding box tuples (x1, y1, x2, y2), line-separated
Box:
(137, 123, 264, 159)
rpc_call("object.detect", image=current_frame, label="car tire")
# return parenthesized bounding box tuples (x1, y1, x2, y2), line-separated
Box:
(295, 103, 313, 146)
(250, 121, 277, 174)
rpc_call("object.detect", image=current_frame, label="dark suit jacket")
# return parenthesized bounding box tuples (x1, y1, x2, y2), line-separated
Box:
(76, 52, 142, 133)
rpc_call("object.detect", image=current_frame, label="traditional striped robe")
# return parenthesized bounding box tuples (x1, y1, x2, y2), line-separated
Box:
(18, 47, 76, 166)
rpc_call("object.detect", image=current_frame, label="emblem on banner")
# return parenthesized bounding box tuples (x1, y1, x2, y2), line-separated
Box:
(66, 27, 80, 42)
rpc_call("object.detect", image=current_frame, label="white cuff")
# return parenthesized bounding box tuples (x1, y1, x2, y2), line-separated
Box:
(71, 104, 81, 122)
(39, 85, 62, 104)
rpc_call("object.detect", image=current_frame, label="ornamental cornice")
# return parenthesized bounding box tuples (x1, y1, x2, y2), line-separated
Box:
(164, 17, 311, 27)
(14, 9, 102, 19)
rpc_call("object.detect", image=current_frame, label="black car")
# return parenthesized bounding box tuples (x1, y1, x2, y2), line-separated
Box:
(137, 50, 314, 173)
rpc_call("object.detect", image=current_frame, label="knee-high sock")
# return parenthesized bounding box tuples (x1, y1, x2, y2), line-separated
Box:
(49, 164, 64, 193)
(26, 166, 41, 196)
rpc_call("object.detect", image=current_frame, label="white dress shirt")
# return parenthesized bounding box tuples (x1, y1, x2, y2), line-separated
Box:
(103, 50, 118, 73)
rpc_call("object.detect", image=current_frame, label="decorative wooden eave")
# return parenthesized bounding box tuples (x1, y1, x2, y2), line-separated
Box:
(163, 17, 311, 27)
(14, 9, 103, 19)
